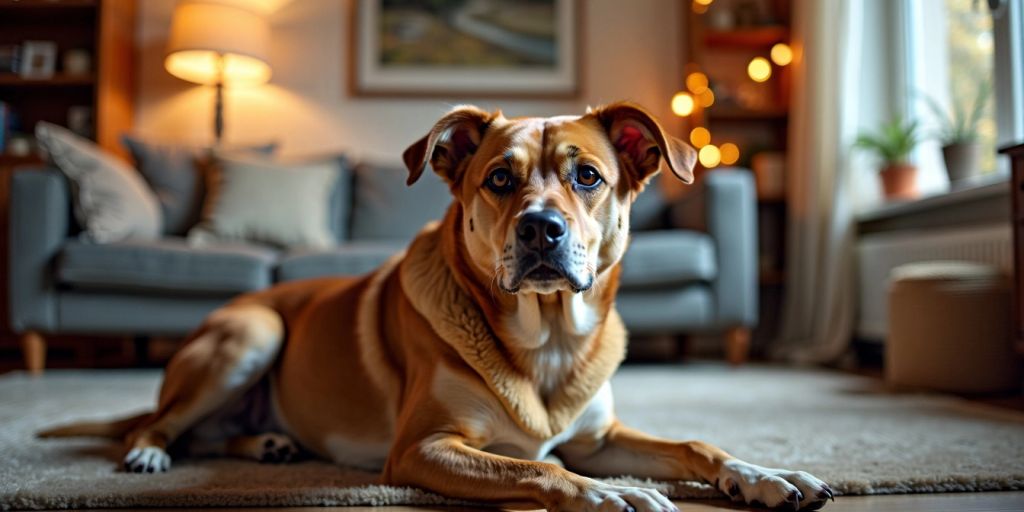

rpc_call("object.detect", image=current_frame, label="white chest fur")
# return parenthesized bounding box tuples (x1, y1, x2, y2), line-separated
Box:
(432, 366, 615, 461)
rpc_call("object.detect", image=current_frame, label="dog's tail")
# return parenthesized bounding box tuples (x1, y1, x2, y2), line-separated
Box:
(36, 411, 151, 439)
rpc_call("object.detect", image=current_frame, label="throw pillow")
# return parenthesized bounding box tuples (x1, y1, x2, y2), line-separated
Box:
(188, 155, 341, 249)
(35, 122, 162, 243)
(349, 161, 451, 241)
(121, 136, 277, 236)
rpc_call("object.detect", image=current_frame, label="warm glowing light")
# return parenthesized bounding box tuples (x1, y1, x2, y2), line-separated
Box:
(671, 92, 695, 117)
(165, 51, 271, 86)
(685, 72, 709, 94)
(720, 143, 740, 165)
(690, 127, 711, 148)
(691, 1, 709, 14)
(770, 43, 793, 66)
(747, 57, 772, 83)
(697, 88, 715, 108)
(694, 0, 714, 4)
(699, 144, 721, 168)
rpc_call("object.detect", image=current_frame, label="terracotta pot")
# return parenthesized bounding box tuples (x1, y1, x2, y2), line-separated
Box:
(880, 163, 918, 200)
(942, 141, 980, 184)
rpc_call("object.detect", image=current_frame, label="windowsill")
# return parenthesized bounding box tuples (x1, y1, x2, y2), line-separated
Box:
(856, 173, 1011, 234)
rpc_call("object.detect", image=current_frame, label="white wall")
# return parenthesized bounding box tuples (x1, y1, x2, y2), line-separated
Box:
(134, 0, 685, 164)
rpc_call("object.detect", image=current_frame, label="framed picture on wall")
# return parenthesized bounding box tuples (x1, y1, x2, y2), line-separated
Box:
(350, 0, 579, 97)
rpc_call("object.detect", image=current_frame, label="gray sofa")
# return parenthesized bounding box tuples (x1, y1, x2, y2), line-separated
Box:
(8, 164, 757, 370)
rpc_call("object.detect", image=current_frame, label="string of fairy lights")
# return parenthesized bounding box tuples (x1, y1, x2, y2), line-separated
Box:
(672, 0, 793, 169)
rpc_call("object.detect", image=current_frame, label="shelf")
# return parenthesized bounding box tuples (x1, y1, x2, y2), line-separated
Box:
(759, 270, 786, 286)
(709, 106, 789, 121)
(0, 154, 43, 169)
(0, 73, 95, 87)
(0, 0, 96, 8)
(704, 26, 790, 48)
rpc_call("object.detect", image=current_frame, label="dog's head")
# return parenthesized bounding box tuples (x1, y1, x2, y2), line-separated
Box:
(403, 102, 696, 296)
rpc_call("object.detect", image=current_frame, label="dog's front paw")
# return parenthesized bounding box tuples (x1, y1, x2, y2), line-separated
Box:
(716, 459, 833, 510)
(123, 446, 171, 473)
(560, 480, 678, 512)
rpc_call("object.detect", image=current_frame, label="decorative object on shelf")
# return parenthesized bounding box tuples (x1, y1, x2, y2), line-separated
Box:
(18, 41, 57, 79)
(62, 48, 92, 76)
(0, 44, 20, 73)
(7, 135, 32, 157)
(67, 106, 94, 139)
(164, 0, 272, 144)
(751, 151, 785, 199)
(854, 116, 922, 200)
(924, 80, 992, 184)
(351, 0, 578, 97)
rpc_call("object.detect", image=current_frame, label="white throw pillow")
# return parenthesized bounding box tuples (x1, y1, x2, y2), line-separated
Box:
(35, 122, 162, 243)
(188, 155, 340, 249)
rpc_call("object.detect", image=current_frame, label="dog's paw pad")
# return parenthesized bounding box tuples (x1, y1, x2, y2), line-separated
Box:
(255, 433, 297, 464)
(123, 446, 170, 473)
(717, 460, 833, 510)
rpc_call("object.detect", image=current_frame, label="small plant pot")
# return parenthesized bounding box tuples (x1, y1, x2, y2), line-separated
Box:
(941, 142, 980, 184)
(880, 163, 919, 200)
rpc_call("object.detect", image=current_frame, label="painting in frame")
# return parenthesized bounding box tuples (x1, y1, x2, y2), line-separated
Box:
(351, 0, 578, 97)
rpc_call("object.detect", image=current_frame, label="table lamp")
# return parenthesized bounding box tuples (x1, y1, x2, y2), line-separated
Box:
(164, 0, 272, 144)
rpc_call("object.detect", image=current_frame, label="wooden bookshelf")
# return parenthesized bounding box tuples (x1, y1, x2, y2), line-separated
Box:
(0, 0, 136, 344)
(682, 0, 793, 351)
(0, 73, 96, 86)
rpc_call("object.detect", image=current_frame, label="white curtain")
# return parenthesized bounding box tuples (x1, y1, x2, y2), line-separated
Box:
(771, 0, 865, 363)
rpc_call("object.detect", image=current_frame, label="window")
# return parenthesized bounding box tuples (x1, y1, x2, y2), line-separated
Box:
(901, 0, 1023, 194)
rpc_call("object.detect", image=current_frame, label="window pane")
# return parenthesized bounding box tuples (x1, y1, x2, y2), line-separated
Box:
(945, 0, 996, 174)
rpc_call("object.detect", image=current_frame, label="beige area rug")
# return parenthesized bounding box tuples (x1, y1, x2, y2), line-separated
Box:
(2, 364, 1024, 510)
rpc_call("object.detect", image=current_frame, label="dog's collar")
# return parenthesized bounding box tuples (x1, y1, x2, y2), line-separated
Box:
(399, 221, 625, 439)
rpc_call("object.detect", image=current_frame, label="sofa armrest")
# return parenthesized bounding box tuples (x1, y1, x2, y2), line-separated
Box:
(704, 169, 758, 328)
(9, 168, 70, 333)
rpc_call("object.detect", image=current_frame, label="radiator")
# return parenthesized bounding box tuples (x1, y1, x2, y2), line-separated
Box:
(857, 223, 1013, 340)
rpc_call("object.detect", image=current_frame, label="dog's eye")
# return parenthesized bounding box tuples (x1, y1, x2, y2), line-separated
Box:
(485, 168, 515, 194)
(575, 165, 603, 188)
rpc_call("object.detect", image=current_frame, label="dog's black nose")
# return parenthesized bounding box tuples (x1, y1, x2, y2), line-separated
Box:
(517, 209, 568, 252)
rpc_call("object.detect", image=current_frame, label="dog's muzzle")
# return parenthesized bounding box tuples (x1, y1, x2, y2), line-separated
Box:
(505, 209, 591, 293)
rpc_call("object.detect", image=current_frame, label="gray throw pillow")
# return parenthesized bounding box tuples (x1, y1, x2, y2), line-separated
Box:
(349, 162, 452, 241)
(121, 136, 277, 236)
(188, 155, 342, 249)
(36, 122, 162, 243)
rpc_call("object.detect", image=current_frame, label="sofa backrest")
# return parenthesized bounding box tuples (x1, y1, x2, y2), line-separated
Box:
(347, 161, 452, 242)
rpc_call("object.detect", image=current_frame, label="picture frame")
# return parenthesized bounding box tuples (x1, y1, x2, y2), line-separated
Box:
(350, 0, 579, 98)
(19, 41, 57, 79)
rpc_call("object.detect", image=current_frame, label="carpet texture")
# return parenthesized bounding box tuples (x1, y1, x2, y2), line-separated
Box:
(2, 365, 1023, 510)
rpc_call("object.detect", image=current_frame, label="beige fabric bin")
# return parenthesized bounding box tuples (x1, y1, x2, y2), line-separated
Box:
(887, 261, 1021, 393)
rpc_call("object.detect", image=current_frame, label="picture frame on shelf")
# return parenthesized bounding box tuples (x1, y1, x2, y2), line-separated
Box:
(350, 0, 578, 97)
(19, 41, 57, 79)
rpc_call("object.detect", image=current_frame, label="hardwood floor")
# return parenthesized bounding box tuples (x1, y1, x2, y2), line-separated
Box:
(111, 492, 1024, 511)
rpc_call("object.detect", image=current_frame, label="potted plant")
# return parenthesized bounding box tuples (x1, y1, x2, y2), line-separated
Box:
(855, 116, 922, 200)
(924, 80, 991, 184)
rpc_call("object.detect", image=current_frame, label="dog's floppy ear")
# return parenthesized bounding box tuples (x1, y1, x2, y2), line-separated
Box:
(590, 102, 697, 187)
(403, 105, 494, 186)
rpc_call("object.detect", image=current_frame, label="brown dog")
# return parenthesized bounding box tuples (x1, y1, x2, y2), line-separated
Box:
(42, 102, 832, 511)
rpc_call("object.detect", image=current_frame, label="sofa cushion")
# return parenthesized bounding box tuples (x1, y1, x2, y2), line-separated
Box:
(619, 231, 717, 289)
(36, 122, 162, 243)
(276, 241, 405, 282)
(122, 136, 278, 236)
(350, 162, 451, 241)
(189, 155, 342, 249)
(58, 238, 278, 294)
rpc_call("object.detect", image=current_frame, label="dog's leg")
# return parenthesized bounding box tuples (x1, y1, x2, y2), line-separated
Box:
(123, 304, 284, 473)
(557, 422, 833, 510)
(386, 434, 678, 512)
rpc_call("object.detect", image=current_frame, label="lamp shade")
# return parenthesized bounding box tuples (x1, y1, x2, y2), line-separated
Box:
(164, 1, 272, 87)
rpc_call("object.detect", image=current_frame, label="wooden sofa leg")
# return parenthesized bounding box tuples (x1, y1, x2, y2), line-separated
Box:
(724, 327, 750, 366)
(20, 331, 46, 375)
